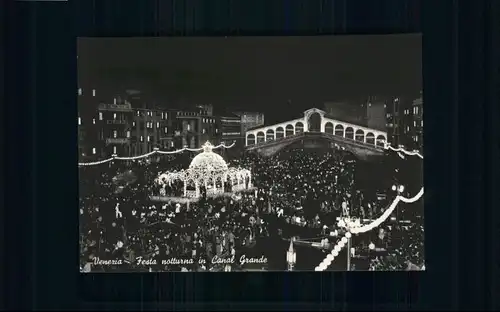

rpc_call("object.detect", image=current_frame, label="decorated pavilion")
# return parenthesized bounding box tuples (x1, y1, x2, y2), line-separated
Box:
(155, 142, 252, 200)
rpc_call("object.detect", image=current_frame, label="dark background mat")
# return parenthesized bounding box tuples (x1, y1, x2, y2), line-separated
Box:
(3, 0, 500, 310)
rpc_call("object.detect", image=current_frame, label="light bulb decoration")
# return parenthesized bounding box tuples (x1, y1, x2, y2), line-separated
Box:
(315, 144, 424, 271)
(78, 142, 236, 167)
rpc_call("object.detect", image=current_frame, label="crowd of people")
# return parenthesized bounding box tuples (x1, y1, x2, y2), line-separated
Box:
(79, 145, 424, 272)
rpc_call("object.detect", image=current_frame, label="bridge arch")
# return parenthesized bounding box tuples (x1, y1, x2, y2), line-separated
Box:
(247, 133, 256, 145)
(295, 122, 304, 134)
(307, 112, 322, 132)
(376, 135, 385, 148)
(355, 129, 365, 142)
(345, 127, 354, 140)
(285, 124, 294, 136)
(266, 129, 275, 141)
(365, 132, 375, 145)
(256, 131, 265, 143)
(324, 122, 334, 134)
(276, 127, 284, 139)
(334, 124, 344, 136)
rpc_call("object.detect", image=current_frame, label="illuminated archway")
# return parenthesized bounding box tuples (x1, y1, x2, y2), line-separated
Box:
(295, 122, 304, 134)
(335, 124, 344, 136)
(266, 129, 275, 141)
(376, 135, 385, 148)
(247, 134, 256, 145)
(256, 131, 265, 143)
(355, 129, 365, 142)
(365, 132, 375, 145)
(345, 127, 354, 140)
(324, 122, 334, 134)
(276, 127, 284, 139)
(307, 112, 321, 132)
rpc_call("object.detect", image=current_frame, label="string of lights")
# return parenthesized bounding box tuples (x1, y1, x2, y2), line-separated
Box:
(78, 142, 236, 167)
(384, 143, 423, 159)
(315, 143, 424, 271)
(315, 232, 351, 271)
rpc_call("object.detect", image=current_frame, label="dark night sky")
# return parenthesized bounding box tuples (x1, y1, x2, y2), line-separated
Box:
(78, 34, 421, 123)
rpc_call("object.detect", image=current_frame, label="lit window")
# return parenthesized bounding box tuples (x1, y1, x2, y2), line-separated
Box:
(92, 147, 96, 155)
(415, 136, 418, 142)
(126, 131, 131, 138)
(113, 146, 117, 154)
(161, 112, 164, 119)
(187, 124, 191, 131)
(414, 121, 417, 127)
(132, 121, 136, 127)
(113, 113, 117, 120)
(216, 129, 218, 133)
(164, 127, 168, 134)
(165, 113, 167, 119)
(78, 88, 82, 96)
(140, 136, 144, 142)
(113, 131, 118, 138)
(406, 126, 410, 132)
(368, 103, 372, 107)
(384, 104, 387, 108)
(147, 136, 150, 142)
(92, 89, 96, 97)
(416, 107, 419, 114)
(421, 120, 423, 127)
(92, 118, 96, 124)
(148, 111, 152, 116)
(156, 122, 160, 128)
(99, 112, 103, 120)
(202, 129, 206, 134)
(171, 141, 174, 147)
(78, 117, 81, 125)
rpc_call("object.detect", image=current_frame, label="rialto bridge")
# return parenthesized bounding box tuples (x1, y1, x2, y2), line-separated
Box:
(245, 108, 388, 159)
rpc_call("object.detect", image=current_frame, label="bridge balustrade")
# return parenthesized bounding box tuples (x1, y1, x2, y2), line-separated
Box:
(246, 130, 384, 150)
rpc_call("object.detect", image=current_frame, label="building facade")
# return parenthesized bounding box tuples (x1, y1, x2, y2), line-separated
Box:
(219, 114, 243, 147)
(175, 110, 200, 149)
(235, 112, 265, 134)
(411, 94, 423, 151)
(78, 87, 102, 161)
(131, 108, 170, 155)
(385, 96, 415, 148)
(199, 115, 220, 145)
(365, 96, 387, 131)
(97, 100, 134, 157)
(78, 93, 265, 159)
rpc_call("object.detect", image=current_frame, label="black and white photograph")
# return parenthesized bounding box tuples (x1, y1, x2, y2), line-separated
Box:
(78, 35, 424, 272)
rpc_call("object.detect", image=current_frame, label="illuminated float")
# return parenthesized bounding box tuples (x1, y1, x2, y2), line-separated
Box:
(154, 141, 253, 201)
